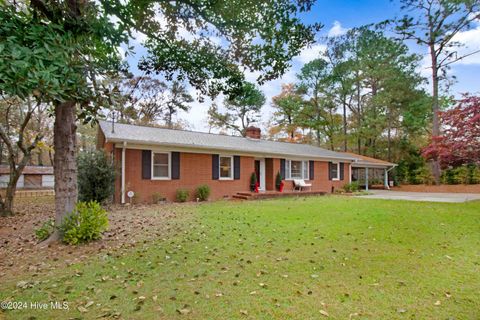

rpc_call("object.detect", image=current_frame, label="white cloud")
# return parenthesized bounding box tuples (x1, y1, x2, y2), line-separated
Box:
(450, 25, 480, 65)
(328, 21, 348, 37)
(295, 44, 327, 64)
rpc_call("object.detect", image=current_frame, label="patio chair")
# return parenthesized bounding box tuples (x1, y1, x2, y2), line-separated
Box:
(293, 179, 312, 191)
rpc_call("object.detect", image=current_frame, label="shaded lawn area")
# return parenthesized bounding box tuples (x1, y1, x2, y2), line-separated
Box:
(1, 197, 479, 319)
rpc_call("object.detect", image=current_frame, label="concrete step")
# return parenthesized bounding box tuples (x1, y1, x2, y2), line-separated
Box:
(232, 195, 250, 200)
(237, 192, 254, 196)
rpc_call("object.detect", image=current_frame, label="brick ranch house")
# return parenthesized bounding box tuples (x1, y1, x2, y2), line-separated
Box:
(97, 121, 395, 203)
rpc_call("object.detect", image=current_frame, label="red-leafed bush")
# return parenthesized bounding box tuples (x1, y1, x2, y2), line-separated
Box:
(422, 95, 480, 168)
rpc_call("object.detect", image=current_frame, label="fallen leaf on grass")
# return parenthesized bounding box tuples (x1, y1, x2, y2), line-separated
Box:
(177, 308, 191, 315)
(319, 309, 329, 317)
(77, 306, 88, 313)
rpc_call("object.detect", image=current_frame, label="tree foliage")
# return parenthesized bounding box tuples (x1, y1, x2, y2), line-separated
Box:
(105, 0, 321, 97)
(269, 27, 430, 162)
(207, 82, 265, 136)
(270, 84, 305, 141)
(392, 0, 480, 183)
(422, 95, 480, 168)
(116, 77, 193, 127)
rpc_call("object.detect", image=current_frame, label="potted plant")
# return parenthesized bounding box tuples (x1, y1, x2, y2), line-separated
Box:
(250, 172, 257, 192)
(275, 171, 283, 191)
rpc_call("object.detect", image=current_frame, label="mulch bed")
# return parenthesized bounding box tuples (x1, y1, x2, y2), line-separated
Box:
(392, 184, 480, 193)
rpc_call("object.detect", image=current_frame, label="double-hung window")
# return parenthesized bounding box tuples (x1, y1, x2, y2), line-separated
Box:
(219, 155, 233, 180)
(331, 162, 340, 180)
(285, 160, 309, 180)
(152, 152, 170, 179)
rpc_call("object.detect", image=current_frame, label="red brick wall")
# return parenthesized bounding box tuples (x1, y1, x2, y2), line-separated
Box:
(109, 147, 350, 203)
(113, 148, 254, 203)
(282, 161, 348, 193)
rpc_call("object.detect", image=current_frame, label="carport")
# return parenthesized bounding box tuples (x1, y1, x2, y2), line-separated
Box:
(345, 153, 396, 191)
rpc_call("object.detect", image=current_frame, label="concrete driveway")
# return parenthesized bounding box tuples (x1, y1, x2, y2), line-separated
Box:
(357, 189, 480, 203)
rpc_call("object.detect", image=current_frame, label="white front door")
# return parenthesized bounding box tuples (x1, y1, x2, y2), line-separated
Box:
(255, 158, 266, 191)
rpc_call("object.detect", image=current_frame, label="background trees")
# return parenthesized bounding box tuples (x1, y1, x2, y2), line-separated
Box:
(207, 82, 265, 136)
(267, 27, 431, 166)
(0, 97, 44, 214)
(393, 0, 480, 183)
(117, 77, 193, 128)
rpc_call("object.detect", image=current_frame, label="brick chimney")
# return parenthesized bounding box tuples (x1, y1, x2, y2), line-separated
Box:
(245, 126, 261, 139)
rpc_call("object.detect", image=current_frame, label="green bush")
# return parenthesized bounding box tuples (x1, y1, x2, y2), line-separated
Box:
(35, 219, 55, 241)
(275, 171, 282, 190)
(152, 192, 166, 204)
(176, 189, 190, 202)
(343, 181, 360, 193)
(78, 150, 116, 203)
(60, 201, 108, 245)
(250, 172, 257, 186)
(441, 165, 480, 185)
(195, 185, 211, 201)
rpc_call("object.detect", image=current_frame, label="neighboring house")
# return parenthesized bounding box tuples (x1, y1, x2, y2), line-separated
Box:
(0, 165, 54, 189)
(97, 121, 395, 203)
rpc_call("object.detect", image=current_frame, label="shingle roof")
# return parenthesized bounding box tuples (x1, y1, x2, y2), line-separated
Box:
(343, 152, 396, 167)
(99, 121, 358, 161)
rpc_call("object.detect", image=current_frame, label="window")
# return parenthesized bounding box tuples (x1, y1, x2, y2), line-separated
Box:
(152, 152, 170, 179)
(219, 156, 233, 179)
(331, 162, 340, 180)
(286, 160, 309, 180)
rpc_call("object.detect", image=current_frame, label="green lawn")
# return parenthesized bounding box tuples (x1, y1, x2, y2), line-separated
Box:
(1, 196, 480, 319)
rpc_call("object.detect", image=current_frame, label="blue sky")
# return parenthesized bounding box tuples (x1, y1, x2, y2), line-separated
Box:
(124, 0, 480, 132)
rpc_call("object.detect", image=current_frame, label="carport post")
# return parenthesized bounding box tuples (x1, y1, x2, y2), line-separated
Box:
(384, 168, 389, 190)
(365, 167, 369, 191)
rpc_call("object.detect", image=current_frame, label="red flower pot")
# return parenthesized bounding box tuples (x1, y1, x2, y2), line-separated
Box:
(279, 181, 284, 192)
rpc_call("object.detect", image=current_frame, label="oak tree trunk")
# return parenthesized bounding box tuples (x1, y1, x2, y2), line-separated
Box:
(0, 172, 20, 215)
(1, 156, 32, 215)
(48, 101, 78, 240)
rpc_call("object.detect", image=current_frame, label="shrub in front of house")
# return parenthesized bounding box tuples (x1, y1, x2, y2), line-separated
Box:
(343, 181, 360, 193)
(196, 185, 211, 201)
(77, 150, 116, 203)
(152, 192, 166, 204)
(250, 172, 257, 191)
(35, 218, 55, 241)
(275, 171, 282, 190)
(60, 201, 108, 245)
(176, 189, 190, 202)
